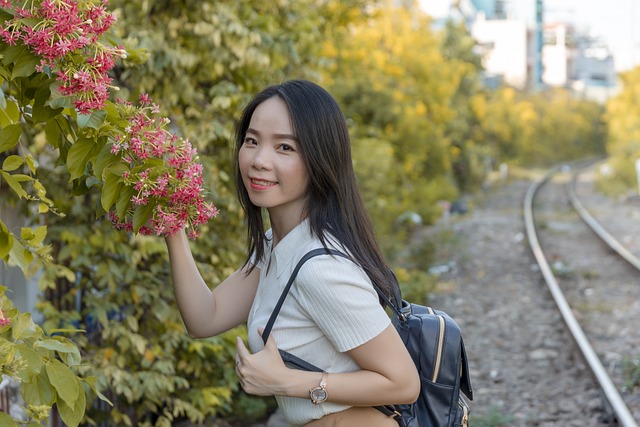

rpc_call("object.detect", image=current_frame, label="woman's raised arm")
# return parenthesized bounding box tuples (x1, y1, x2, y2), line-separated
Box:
(165, 229, 260, 338)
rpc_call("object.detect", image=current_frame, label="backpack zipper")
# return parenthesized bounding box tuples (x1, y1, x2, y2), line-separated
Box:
(432, 315, 446, 382)
(459, 399, 469, 427)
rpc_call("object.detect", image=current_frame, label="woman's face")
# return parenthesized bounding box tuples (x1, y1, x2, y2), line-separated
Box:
(239, 96, 309, 222)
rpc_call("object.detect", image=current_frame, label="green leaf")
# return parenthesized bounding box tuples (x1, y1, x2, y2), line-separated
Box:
(133, 202, 154, 233)
(12, 313, 41, 341)
(0, 410, 18, 427)
(11, 173, 33, 182)
(94, 142, 118, 179)
(21, 227, 35, 240)
(16, 343, 43, 375)
(0, 98, 20, 128)
(77, 110, 106, 129)
(38, 202, 50, 213)
(2, 154, 24, 171)
(0, 86, 6, 109)
(0, 123, 22, 153)
(103, 100, 121, 122)
(66, 138, 96, 180)
(25, 153, 38, 173)
(11, 47, 39, 79)
(83, 376, 113, 405)
(33, 179, 47, 198)
(101, 172, 122, 212)
(106, 162, 129, 176)
(70, 176, 91, 196)
(2, 45, 28, 65)
(44, 117, 61, 148)
(22, 374, 56, 406)
(48, 94, 74, 109)
(8, 235, 30, 270)
(46, 359, 80, 406)
(0, 170, 27, 198)
(35, 337, 82, 366)
(29, 225, 47, 246)
(0, 221, 14, 260)
(33, 83, 63, 123)
(57, 381, 86, 427)
(116, 185, 134, 218)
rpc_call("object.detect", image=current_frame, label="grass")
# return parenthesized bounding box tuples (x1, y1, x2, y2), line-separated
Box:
(622, 354, 640, 391)
(472, 406, 517, 427)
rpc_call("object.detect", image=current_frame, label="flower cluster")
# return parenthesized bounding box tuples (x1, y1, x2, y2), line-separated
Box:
(108, 95, 219, 239)
(0, 0, 124, 113)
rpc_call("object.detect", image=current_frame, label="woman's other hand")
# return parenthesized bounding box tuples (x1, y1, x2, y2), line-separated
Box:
(235, 328, 288, 396)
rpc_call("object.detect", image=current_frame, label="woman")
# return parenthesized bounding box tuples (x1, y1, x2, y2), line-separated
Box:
(165, 80, 419, 426)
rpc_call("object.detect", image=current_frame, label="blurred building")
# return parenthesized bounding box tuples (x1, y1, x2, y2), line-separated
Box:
(542, 23, 618, 102)
(472, 11, 528, 89)
(422, 0, 619, 101)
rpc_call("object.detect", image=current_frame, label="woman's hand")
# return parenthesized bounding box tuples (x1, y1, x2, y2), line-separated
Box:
(235, 328, 289, 396)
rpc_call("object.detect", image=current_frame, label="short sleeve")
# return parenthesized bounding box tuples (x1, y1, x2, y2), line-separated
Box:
(294, 255, 391, 352)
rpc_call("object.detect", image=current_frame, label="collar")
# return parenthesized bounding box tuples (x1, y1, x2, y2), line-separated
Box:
(270, 218, 314, 278)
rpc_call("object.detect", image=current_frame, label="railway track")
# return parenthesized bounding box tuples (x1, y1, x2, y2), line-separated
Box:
(524, 163, 639, 427)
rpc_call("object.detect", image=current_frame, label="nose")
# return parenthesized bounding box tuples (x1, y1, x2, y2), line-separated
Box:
(251, 146, 272, 170)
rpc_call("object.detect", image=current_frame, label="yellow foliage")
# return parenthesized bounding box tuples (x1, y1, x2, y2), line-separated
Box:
(470, 94, 486, 119)
(102, 347, 115, 362)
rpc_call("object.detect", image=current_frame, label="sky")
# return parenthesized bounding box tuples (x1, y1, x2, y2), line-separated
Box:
(419, 0, 640, 72)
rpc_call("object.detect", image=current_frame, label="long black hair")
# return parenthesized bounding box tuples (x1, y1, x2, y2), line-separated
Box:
(233, 80, 398, 301)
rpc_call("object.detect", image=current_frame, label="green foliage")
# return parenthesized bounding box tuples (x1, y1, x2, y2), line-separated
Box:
(474, 87, 607, 168)
(0, 287, 109, 426)
(36, 207, 244, 424)
(600, 66, 640, 193)
(0, 3, 104, 423)
(324, 5, 456, 242)
(622, 354, 640, 391)
(472, 406, 516, 427)
(3, 0, 371, 424)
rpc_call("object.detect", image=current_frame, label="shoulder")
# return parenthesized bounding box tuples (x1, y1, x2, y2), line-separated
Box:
(294, 252, 376, 298)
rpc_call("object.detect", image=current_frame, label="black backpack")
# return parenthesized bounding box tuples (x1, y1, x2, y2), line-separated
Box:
(263, 248, 474, 427)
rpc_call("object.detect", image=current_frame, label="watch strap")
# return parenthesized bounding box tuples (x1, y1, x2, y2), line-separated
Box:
(309, 371, 328, 404)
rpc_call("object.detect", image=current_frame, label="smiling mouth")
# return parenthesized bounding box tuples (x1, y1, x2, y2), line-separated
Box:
(251, 178, 276, 185)
(250, 178, 277, 189)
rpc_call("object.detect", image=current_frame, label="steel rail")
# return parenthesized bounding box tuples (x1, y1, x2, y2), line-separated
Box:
(524, 166, 638, 427)
(568, 171, 640, 270)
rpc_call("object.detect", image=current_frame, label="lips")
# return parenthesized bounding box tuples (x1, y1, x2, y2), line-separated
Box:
(249, 178, 277, 190)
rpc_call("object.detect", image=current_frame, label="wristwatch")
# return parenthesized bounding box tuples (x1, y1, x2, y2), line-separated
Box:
(309, 371, 328, 404)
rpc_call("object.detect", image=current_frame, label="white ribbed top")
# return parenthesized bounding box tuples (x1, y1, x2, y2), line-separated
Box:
(247, 220, 390, 426)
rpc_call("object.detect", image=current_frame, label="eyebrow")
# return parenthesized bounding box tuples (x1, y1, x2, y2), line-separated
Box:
(246, 127, 298, 142)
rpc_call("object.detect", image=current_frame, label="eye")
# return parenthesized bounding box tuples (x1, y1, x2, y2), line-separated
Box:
(279, 143, 296, 152)
(243, 136, 257, 146)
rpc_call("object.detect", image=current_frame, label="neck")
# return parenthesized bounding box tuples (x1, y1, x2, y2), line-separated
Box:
(269, 211, 306, 247)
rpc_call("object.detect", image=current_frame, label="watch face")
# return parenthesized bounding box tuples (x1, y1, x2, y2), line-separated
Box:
(311, 388, 327, 402)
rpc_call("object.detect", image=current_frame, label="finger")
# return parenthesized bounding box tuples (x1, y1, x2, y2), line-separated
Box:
(261, 328, 279, 350)
(236, 336, 251, 361)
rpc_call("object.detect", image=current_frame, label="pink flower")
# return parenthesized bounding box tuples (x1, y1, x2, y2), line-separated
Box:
(106, 97, 219, 239)
(0, 310, 11, 327)
(131, 195, 147, 205)
(0, 0, 121, 113)
(139, 93, 151, 105)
